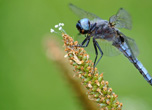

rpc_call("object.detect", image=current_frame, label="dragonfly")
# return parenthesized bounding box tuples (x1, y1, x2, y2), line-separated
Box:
(69, 4, 152, 85)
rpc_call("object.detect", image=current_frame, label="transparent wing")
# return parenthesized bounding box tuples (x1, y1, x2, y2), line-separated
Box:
(109, 8, 132, 30)
(97, 39, 121, 56)
(69, 3, 102, 21)
(74, 34, 121, 57)
(124, 36, 139, 57)
(73, 35, 120, 57)
(74, 35, 138, 57)
(97, 36, 139, 57)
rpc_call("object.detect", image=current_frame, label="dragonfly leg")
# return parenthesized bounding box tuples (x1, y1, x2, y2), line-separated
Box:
(80, 36, 90, 47)
(93, 38, 103, 67)
(72, 35, 90, 47)
(93, 38, 98, 68)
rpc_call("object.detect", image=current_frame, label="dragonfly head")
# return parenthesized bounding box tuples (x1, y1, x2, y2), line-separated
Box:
(76, 18, 90, 34)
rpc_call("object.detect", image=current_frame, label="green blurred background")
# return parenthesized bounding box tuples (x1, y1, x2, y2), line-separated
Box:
(0, 0, 152, 110)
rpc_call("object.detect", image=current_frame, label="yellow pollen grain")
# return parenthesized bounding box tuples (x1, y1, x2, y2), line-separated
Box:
(70, 57, 74, 60)
(80, 53, 84, 56)
(103, 87, 107, 91)
(116, 101, 119, 105)
(105, 81, 109, 85)
(95, 73, 98, 77)
(111, 108, 115, 110)
(82, 78, 85, 82)
(88, 81, 92, 84)
(113, 93, 118, 98)
(95, 67, 97, 71)
(97, 88, 101, 92)
(120, 103, 123, 106)
(80, 49, 84, 52)
(86, 60, 90, 63)
(82, 73, 85, 76)
(108, 88, 112, 92)
(107, 95, 111, 99)
(81, 66, 84, 70)
(74, 41, 78, 45)
(100, 97, 105, 102)
(69, 60, 73, 65)
(99, 74, 103, 77)
(69, 38, 73, 42)
(88, 83, 92, 88)
(97, 82, 100, 86)
(95, 80, 100, 86)
(106, 100, 110, 105)
(78, 74, 81, 78)
(95, 80, 98, 83)
(75, 51, 78, 54)
(65, 48, 68, 51)
(74, 66, 77, 69)
(88, 73, 91, 77)
(87, 66, 91, 70)
(84, 54, 87, 56)
(70, 42, 73, 46)
(101, 81, 105, 85)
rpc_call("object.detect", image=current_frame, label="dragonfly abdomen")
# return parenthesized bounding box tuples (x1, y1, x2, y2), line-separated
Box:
(118, 42, 152, 85)
(133, 60, 152, 84)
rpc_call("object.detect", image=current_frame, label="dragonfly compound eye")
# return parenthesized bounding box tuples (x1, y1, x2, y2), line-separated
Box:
(76, 21, 82, 31)
(80, 18, 90, 31)
(76, 18, 90, 34)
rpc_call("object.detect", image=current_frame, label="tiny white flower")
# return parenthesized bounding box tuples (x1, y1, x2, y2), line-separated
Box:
(61, 23, 64, 26)
(55, 25, 58, 28)
(58, 27, 62, 30)
(59, 23, 62, 26)
(50, 28, 54, 33)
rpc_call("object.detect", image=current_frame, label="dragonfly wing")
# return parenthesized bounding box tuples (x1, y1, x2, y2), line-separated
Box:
(74, 35, 121, 57)
(76, 36, 138, 57)
(69, 3, 102, 20)
(96, 39, 121, 57)
(109, 8, 132, 30)
(124, 36, 139, 57)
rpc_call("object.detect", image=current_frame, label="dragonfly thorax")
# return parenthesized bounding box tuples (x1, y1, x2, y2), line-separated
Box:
(90, 20, 117, 41)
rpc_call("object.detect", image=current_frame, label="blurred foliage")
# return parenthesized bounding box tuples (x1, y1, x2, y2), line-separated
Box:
(0, 0, 152, 110)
